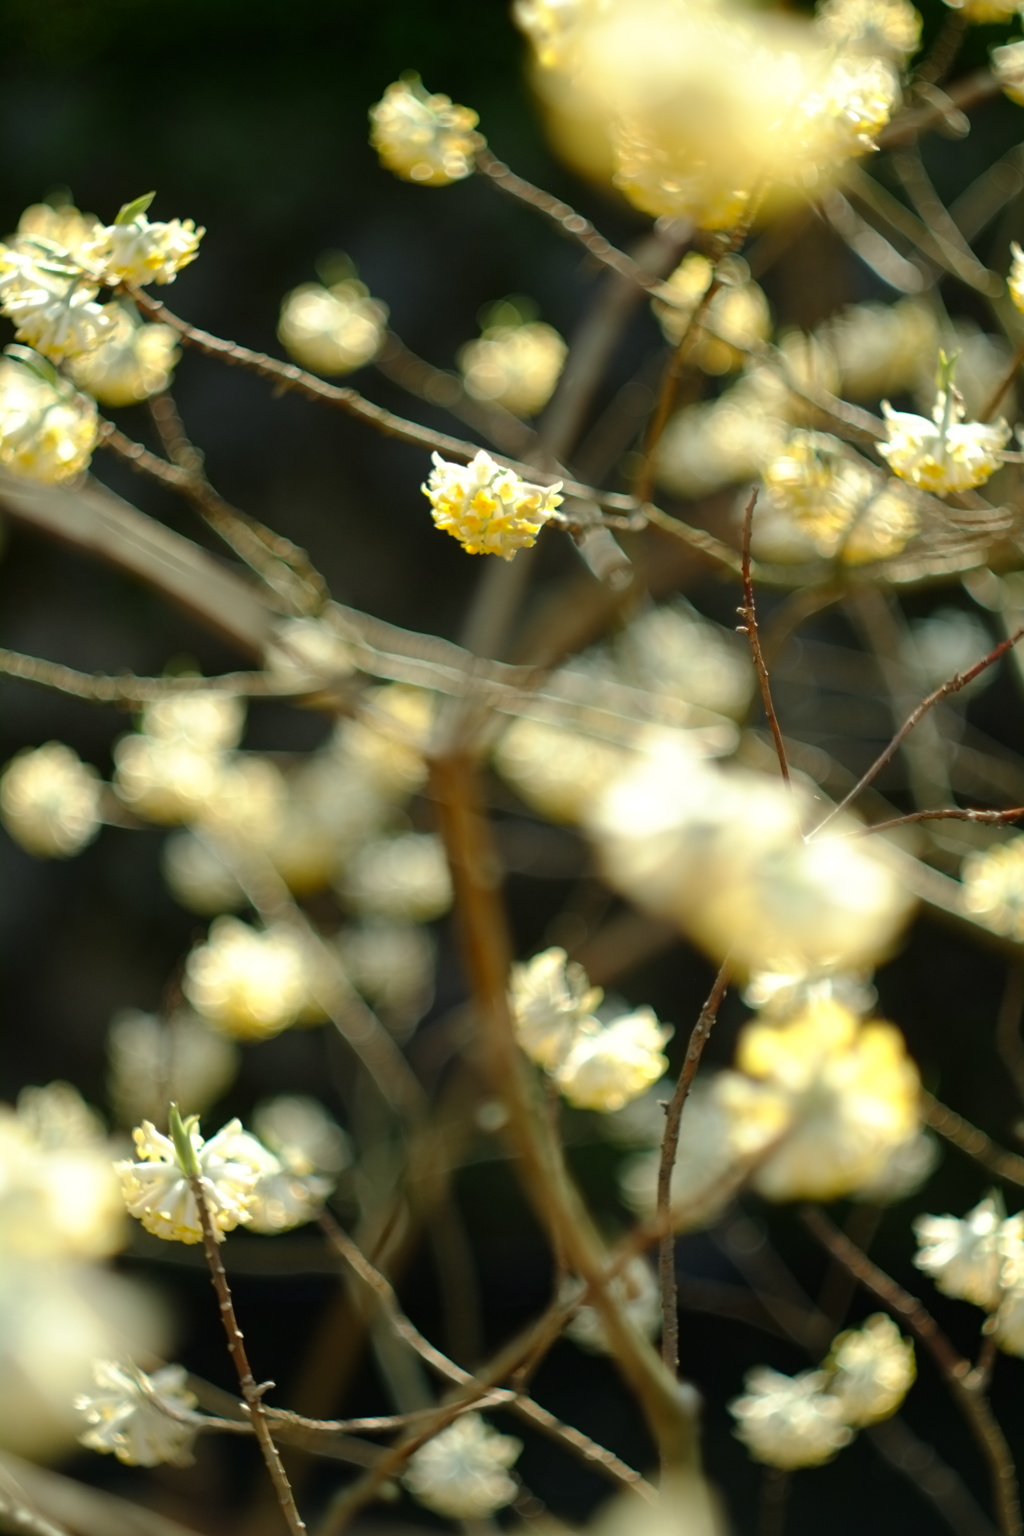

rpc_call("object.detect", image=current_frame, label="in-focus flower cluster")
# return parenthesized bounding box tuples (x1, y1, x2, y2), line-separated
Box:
(509, 948, 672, 1111)
(879, 386, 1010, 495)
(370, 75, 483, 186)
(0, 350, 98, 483)
(75, 1360, 199, 1467)
(422, 448, 563, 559)
(729, 1313, 914, 1468)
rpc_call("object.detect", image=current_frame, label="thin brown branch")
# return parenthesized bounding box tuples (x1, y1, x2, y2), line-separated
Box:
(811, 627, 1024, 835)
(189, 1176, 306, 1536)
(800, 1204, 1021, 1536)
(855, 806, 1024, 836)
(983, 336, 1024, 423)
(475, 147, 676, 297)
(921, 1092, 1024, 1186)
(738, 489, 790, 787)
(0, 647, 293, 705)
(658, 958, 731, 1373)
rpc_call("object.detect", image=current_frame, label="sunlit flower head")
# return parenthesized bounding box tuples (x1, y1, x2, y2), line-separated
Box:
(0, 1084, 125, 1260)
(458, 304, 567, 417)
(85, 196, 204, 287)
(653, 253, 770, 374)
(116, 1116, 263, 1244)
(183, 917, 314, 1040)
(336, 921, 436, 1026)
(962, 837, 1024, 939)
(403, 1413, 522, 1519)
(67, 304, 179, 406)
(879, 389, 1010, 495)
(735, 998, 921, 1202)
(75, 1359, 198, 1467)
(554, 1007, 672, 1112)
(993, 43, 1024, 106)
(729, 1367, 852, 1469)
(423, 448, 563, 559)
(825, 1314, 915, 1427)
(991, 1254, 1024, 1354)
(339, 832, 453, 922)
(590, 740, 916, 980)
(215, 1125, 332, 1235)
(914, 1194, 1024, 1309)
(106, 1009, 240, 1128)
(815, 0, 922, 60)
(509, 947, 603, 1071)
(563, 1257, 661, 1353)
(278, 278, 388, 375)
(942, 0, 1022, 22)
(369, 75, 483, 186)
(761, 431, 919, 564)
(141, 690, 245, 751)
(0, 250, 113, 362)
(0, 352, 98, 482)
(0, 741, 102, 858)
(263, 615, 357, 692)
(192, 755, 288, 848)
(113, 734, 227, 825)
(252, 1095, 351, 1176)
(16, 199, 102, 259)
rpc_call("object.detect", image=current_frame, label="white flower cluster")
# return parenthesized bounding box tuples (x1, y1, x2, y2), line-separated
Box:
(730, 1313, 915, 1468)
(75, 1360, 199, 1467)
(458, 303, 567, 417)
(760, 429, 919, 565)
(278, 275, 388, 375)
(914, 1194, 1024, 1354)
(1, 741, 102, 857)
(962, 836, 1024, 939)
(0, 350, 98, 483)
(509, 948, 672, 1111)
(589, 737, 915, 981)
(652, 253, 771, 374)
(115, 1111, 333, 1245)
(402, 1413, 522, 1519)
(370, 75, 483, 187)
(880, 387, 1010, 496)
(422, 448, 563, 560)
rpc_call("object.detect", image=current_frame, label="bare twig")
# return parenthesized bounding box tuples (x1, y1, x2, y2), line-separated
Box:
(810, 627, 1024, 836)
(855, 806, 1024, 836)
(921, 1092, 1024, 1186)
(188, 1174, 306, 1536)
(0, 647, 293, 705)
(658, 959, 731, 1373)
(738, 490, 790, 787)
(800, 1205, 1022, 1536)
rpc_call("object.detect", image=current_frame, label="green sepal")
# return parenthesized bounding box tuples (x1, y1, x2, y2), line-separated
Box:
(168, 1102, 201, 1177)
(4, 345, 62, 389)
(115, 192, 155, 226)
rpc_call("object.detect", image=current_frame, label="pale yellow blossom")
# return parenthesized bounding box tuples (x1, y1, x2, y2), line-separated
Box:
(116, 1117, 262, 1244)
(729, 1367, 852, 1469)
(962, 837, 1024, 939)
(913, 1195, 1024, 1309)
(75, 1359, 198, 1467)
(85, 198, 203, 286)
(554, 1007, 672, 1112)
(183, 917, 313, 1040)
(761, 431, 919, 563)
(735, 999, 921, 1202)
(1, 741, 101, 857)
(815, 0, 922, 60)
(509, 947, 603, 1071)
(652, 254, 770, 374)
(369, 75, 483, 186)
(825, 1314, 915, 1426)
(403, 1413, 522, 1519)
(113, 734, 227, 824)
(216, 1126, 332, 1234)
(141, 690, 245, 751)
(879, 391, 1010, 494)
(993, 42, 1024, 105)
(422, 448, 563, 559)
(0, 353, 98, 482)
(339, 832, 453, 921)
(458, 308, 567, 417)
(278, 279, 387, 375)
(67, 304, 178, 405)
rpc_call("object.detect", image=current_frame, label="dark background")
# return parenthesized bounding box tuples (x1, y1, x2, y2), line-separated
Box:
(2, 2, 1024, 1532)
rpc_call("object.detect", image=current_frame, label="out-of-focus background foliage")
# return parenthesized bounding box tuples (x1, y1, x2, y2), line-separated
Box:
(5, 2, 1024, 1532)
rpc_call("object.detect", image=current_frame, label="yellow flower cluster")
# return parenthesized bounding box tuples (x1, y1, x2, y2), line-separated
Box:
(652, 253, 770, 374)
(66, 302, 179, 406)
(760, 430, 920, 564)
(509, 948, 672, 1111)
(369, 75, 483, 186)
(458, 304, 567, 417)
(0, 351, 98, 483)
(880, 388, 1010, 495)
(422, 448, 563, 559)
(278, 276, 388, 375)
(815, 0, 922, 60)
